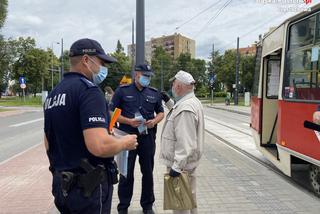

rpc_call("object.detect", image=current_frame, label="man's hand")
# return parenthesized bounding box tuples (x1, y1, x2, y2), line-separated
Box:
(145, 119, 156, 129)
(161, 91, 170, 103)
(313, 111, 320, 124)
(121, 134, 138, 150)
(129, 118, 143, 128)
(169, 168, 180, 177)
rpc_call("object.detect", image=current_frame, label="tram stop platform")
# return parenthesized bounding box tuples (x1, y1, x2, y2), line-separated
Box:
(1, 119, 320, 213)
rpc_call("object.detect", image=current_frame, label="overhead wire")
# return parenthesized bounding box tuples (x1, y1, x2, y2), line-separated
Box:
(175, 0, 223, 31)
(194, 0, 233, 38)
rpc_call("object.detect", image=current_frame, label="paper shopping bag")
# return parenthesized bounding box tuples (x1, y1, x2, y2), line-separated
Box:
(163, 172, 197, 210)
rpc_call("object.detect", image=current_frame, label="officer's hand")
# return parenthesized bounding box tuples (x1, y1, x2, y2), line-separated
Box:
(122, 134, 138, 150)
(161, 91, 170, 103)
(313, 111, 320, 124)
(145, 119, 156, 129)
(129, 118, 143, 128)
(169, 168, 180, 177)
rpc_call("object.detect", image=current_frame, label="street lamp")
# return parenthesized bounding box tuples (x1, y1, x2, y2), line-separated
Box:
(51, 41, 60, 91)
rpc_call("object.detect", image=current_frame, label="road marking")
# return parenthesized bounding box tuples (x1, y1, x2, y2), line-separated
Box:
(9, 118, 44, 127)
(0, 142, 42, 166)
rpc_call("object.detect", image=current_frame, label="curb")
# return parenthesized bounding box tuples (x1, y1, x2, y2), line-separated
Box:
(207, 105, 251, 116)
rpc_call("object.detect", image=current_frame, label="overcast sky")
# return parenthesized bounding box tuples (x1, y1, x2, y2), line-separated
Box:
(1, 0, 319, 60)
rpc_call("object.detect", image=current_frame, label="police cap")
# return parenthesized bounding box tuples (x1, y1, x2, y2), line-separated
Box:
(69, 38, 117, 63)
(135, 63, 154, 76)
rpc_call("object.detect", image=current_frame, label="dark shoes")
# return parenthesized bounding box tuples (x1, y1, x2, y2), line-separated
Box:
(118, 210, 128, 214)
(143, 209, 155, 214)
(118, 208, 155, 214)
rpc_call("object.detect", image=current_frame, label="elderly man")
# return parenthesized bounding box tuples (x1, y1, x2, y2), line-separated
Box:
(160, 70, 204, 214)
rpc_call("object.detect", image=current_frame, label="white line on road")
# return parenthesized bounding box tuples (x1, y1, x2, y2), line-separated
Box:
(9, 118, 44, 127)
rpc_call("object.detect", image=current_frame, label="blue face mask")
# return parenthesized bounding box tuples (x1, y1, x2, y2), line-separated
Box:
(139, 75, 151, 87)
(92, 66, 108, 85)
(88, 58, 108, 85)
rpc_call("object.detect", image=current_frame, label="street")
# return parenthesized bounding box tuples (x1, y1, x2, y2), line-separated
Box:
(0, 108, 43, 163)
(1, 106, 320, 213)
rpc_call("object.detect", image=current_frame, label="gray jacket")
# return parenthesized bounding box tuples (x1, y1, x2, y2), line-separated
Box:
(160, 92, 204, 172)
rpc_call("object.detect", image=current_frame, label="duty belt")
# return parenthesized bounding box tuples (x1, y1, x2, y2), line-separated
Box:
(57, 159, 118, 198)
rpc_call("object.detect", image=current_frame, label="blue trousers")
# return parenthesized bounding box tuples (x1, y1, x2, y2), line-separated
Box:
(52, 173, 113, 214)
(117, 130, 156, 211)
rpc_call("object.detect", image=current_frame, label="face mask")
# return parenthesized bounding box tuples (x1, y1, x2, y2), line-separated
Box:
(139, 75, 151, 87)
(172, 86, 182, 101)
(88, 58, 108, 85)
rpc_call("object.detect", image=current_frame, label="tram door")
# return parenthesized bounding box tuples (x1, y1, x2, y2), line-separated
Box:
(261, 53, 281, 157)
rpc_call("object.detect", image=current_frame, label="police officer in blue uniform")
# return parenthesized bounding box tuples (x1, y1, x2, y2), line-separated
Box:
(110, 64, 164, 214)
(44, 38, 138, 214)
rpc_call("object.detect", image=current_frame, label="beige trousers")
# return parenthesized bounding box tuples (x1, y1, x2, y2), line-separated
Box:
(166, 167, 198, 214)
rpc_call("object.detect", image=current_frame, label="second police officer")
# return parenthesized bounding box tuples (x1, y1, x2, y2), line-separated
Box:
(110, 64, 164, 214)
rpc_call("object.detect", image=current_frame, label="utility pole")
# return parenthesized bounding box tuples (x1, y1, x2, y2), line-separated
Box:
(60, 38, 64, 82)
(51, 42, 59, 91)
(235, 37, 240, 105)
(211, 43, 214, 106)
(131, 19, 135, 79)
(136, 0, 145, 65)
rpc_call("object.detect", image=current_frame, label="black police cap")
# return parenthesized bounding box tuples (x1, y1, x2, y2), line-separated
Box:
(69, 38, 117, 63)
(134, 63, 154, 75)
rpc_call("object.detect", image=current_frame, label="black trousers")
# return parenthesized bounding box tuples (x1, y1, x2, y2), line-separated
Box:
(117, 130, 156, 211)
(52, 173, 113, 214)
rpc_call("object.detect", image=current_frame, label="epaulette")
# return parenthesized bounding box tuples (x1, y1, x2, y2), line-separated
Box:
(120, 84, 130, 88)
(80, 78, 97, 88)
(148, 86, 158, 92)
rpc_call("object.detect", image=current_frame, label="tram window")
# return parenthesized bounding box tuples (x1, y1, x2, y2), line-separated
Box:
(285, 48, 320, 100)
(252, 46, 262, 96)
(267, 60, 280, 99)
(289, 16, 315, 50)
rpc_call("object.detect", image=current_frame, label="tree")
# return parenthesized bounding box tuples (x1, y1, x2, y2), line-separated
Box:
(151, 47, 173, 91)
(0, 0, 8, 97)
(240, 54, 255, 92)
(100, 40, 131, 92)
(0, 0, 8, 29)
(0, 37, 36, 95)
(13, 48, 50, 96)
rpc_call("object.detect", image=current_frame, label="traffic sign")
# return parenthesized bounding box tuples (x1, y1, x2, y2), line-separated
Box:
(20, 83, 26, 89)
(19, 77, 26, 84)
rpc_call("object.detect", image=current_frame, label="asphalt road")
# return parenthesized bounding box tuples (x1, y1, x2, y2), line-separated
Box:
(0, 109, 43, 163)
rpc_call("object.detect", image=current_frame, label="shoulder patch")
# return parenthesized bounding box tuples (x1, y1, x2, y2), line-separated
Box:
(148, 86, 158, 92)
(80, 78, 97, 88)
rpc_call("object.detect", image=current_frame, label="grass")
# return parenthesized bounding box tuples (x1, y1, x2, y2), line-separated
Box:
(0, 96, 42, 107)
(0, 108, 14, 112)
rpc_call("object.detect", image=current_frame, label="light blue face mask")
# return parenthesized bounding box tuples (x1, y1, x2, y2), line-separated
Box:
(89, 58, 108, 85)
(139, 75, 151, 87)
(92, 66, 108, 85)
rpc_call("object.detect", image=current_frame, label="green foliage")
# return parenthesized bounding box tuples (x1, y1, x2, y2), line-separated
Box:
(0, 0, 8, 29)
(214, 91, 227, 97)
(100, 40, 131, 92)
(13, 48, 50, 95)
(151, 47, 173, 91)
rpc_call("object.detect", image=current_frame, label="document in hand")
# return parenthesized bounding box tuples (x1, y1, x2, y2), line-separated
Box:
(113, 128, 129, 178)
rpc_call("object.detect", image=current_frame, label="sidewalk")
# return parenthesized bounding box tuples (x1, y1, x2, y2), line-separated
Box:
(2, 120, 320, 213)
(206, 103, 251, 116)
